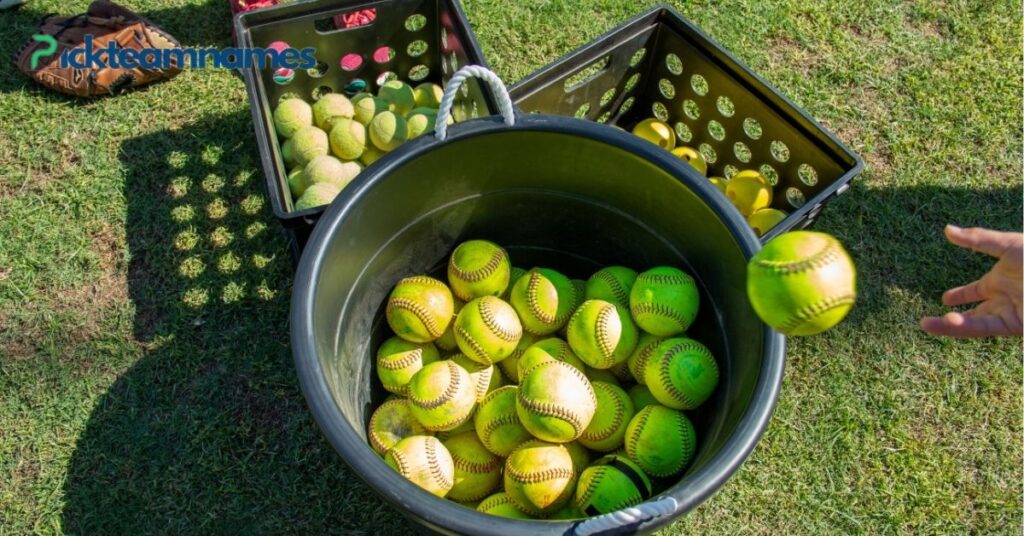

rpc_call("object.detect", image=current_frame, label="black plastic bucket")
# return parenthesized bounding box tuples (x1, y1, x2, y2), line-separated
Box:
(291, 70, 785, 534)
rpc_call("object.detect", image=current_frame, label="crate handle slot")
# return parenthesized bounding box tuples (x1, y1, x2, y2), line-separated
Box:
(435, 65, 515, 141)
(563, 55, 611, 93)
(313, 6, 378, 33)
(572, 496, 678, 535)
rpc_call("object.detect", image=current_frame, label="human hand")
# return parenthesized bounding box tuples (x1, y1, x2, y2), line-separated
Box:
(920, 225, 1023, 338)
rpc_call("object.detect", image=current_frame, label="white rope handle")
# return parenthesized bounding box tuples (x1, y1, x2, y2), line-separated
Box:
(573, 497, 679, 535)
(434, 65, 515, 141)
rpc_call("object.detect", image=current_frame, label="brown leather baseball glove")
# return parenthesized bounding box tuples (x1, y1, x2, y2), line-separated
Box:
(12, 0, 182, 97)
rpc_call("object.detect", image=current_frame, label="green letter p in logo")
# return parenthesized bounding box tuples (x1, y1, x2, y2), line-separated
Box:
(30, 34, 58, 70)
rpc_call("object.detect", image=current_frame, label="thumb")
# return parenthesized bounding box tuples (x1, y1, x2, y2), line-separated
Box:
(945, 225, 1013, 258)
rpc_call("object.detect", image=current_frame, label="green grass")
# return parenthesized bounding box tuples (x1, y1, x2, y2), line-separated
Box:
(1, 0, 1021, 533)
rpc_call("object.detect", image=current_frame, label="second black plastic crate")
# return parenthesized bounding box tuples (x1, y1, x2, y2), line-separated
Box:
(236, 0, 493, 251)
(509, 5, 863, 241)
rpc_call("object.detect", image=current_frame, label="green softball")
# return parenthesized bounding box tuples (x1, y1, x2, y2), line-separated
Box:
(477, 492, 532, 519)
(450, 353, 504, 402)
(386, 276, 455, 343)
(447, 240, 512, 301)
(453, 296, 523, 365)
(384, 435, 455, 497)
(376, 336, 441, 395)
(497, 330, 539, 383)
(644, 337, 718, 410)
(474, 385, 533, 457)
(509, 267, 578, 335)
(443, 431, 503, 502)
(407, 360, 477, 431)
(516, 360, 597, 443)
(747, 231, 856, 336)
(629, 267, 700, 336)
(368, 398, 433, 455)
(566, 299, 639, 369)
(503, 440, 576, 516)
(624, 405, 696, 477)
(578, 382, 635, 452)
(585, 266, 638, 309)
(516, 337, 585, 379)
(574, 454, 652, 515)
(626, 332, 665, 385)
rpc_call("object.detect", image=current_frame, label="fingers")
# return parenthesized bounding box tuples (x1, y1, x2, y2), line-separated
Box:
(942, 281, 984, 306)
(945, 225, 1017, 258)
(919, 311, 1016, 338)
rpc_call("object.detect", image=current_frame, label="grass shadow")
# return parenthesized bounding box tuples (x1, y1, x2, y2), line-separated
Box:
(807, 180, 1022, 326)
(60, 110, 420, 534)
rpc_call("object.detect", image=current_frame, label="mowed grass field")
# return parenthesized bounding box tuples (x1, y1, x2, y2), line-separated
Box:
(1, 0, 1021, 533)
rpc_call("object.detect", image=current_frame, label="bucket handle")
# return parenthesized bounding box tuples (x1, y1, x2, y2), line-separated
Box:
(434, 65, 516, 141)
(572, 497, 679, 535)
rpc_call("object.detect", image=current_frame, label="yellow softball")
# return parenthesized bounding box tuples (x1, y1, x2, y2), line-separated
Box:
(566, 299, 639, 369)
(384, 435, 455, 497)
(509, 268, 578, 335)
(625, 332, 665, 385)
(644, 337, 719, 410)
(516, 337, 585, 379)
(386, 275, 455, 343)
(474, 385, 533, 457)
(629, 267, 699, 337)
(407, 360, 478, 431)
(453, 296, 523, 365)
(447, 240, 512, 301)
(574, 454, 653, 515)
(624, 405, 696, 477)
(516, 360, 597, 443)
(433, 298, 465, 353)
(578, 382, 635, 452)
(503, 440, 576, 516)
(367, 398, 433, 455)
(443, 431, 503, 502)
(375, 336, 441, 395)
(477, 492, 532, 519)
(497, 330, 539, 383)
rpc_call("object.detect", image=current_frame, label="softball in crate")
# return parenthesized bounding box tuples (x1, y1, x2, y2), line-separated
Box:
(453, 296, 523, 365)
(627, 384, 659, 412)
(567, 299, 639, 369)
(747, 231, 856, 336)
(503, 440, 577, 516)
(386, 276, 455, 343)
(644, 337, 719, 410)
(497, 330, 538, 383)
(407, 360, 477, 431)
(384, 435, 455, 497)
(630, 266, 700, 336)
(368, 398, 433, 455)
(625, 405, 697, 477)
(509, 268, 578, 335)
(575, 455, 653, 515)
(578, 382, 635, 452)
(443, 431, 503, 502)
(475, 385, 533, 457)
(447, 239, 512, 301)
(516, 360, 597, 443)
(376, 336, 441, 395)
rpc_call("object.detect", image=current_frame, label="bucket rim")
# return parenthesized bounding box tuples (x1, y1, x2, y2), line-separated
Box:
(291, 114, 786, 535)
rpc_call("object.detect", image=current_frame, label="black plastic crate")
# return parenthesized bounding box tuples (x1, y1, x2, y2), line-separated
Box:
(509, 5, 863, 241)
(235, 0, 493, 250)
